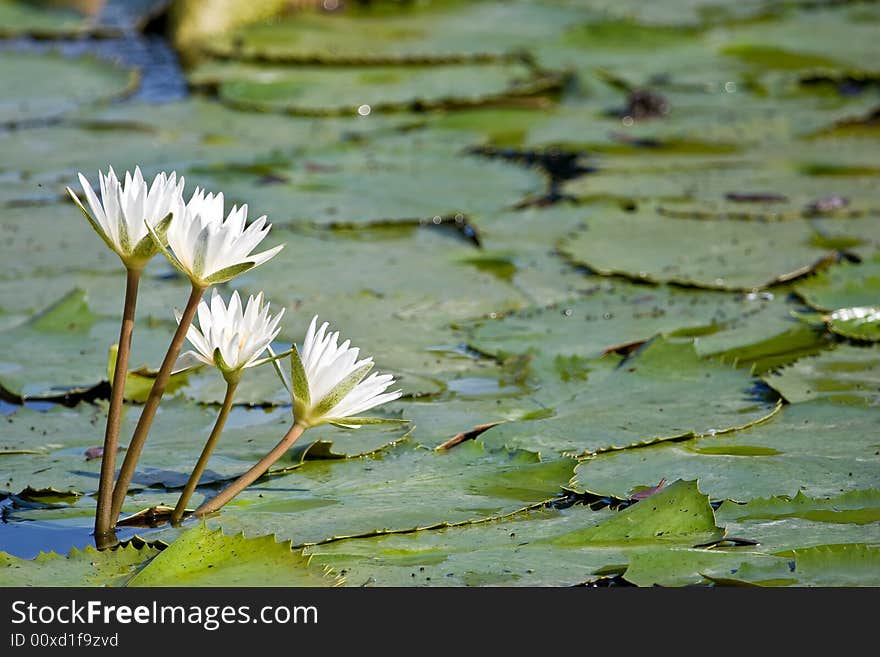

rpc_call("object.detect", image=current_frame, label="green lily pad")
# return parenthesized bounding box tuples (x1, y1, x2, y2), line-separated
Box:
(0, 51, 137, 127)
(809, 216, 880, 260)
(468, 279, 774, 365)
(795, 252, 880, 311)
(181, 134, 543, 225)
(571, 400, 880, 501)
(825, 306, 880, 342)
(694, 293, 832, 374)
(197, 441, 574, 547)
(0, 288, 175, 399)
(0, 99, 394, 207)
(127, 523, 341, 586)
(204, 1, 584, 63)
(0, 543, 159, 586)
(718, 490, 880, 554)
(308, 479, 734, 586)
(190, 60, 563, 116)
(558, 208, 836, 291)
(0, 0, 91, 38)
(718, 489, 880, 526)
(705, 543, 880, 587)
(763, 344, 880, 406)
(480, 338, 780, 457)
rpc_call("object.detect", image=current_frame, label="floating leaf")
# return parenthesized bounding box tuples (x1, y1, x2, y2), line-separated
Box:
(0, 543, 159, 586)
(571, 401, 880, 501)
(190, 60, 564, 116)
(480, 338, 779, 457)
(705, 543, 880, 587)
(559, 209, 836, 291)
(795, 253, 880, 311)
(763, 344, 880, 406)
(825, 306, 880, 342)
(0, 52, 136, 127)
(127, 523, 341, 587)
(198, 441, 574, 547)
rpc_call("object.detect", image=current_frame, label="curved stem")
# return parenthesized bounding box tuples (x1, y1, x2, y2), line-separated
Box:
(194, 423, 306, 517)
(109, 283, 205, 524)
(94, 268, 140, 544)
(170, 380, 238, 525)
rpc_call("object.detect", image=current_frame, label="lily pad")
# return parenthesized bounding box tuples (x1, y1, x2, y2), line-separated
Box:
(571, 400, 880, 501)
(127, 523, 341, 586)
(694, 293, 833, 374)
(0, 288, 174, 399)
(705, 543, 880, 587)
(181, 134, 544, 225)
(307, 479, 733, 586)
(468, 279, 774, 364)
(717, 489, 880, 526)
(824, 306, 880, 342)
(0, 0, 91, 38)
(558, 208, 837, 291)
(0, 543, 159, 586)
(479, 338, 780, 457)
(204, 1, 584, 63)
(0, 51, 137, 127)
(718, 490, 880, 554)
(795, 253, 880, 311)
(197, 441, 574, 546)
(190, 60, 564, 116)
(763, 344, 880, 406)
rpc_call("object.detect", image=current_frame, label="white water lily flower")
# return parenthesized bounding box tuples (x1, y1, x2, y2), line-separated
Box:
(67, 166, 185, 269)
(177, 289, 285, 382)
(283, 316, 402, 428)
(151, 187, 283, 288)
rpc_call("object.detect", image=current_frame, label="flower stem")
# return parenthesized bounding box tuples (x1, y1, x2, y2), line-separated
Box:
(194, 423, 306, 517)
(94, 268, 140, 545)
(170, 380, 238, 525)
(109, 283, 205, 525)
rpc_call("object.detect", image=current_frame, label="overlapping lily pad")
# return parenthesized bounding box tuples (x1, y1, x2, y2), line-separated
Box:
(306, 479, 738, 586)
(0, 289, 174, 399)
(182, 134, 544, 225)
(127, 523, 341, 586)
(795, 253, 880, 310)
(763, 344, 880, 406)
(468, 279, 774, 364)
(704, 543, 880, 587)
(718, 490, 880, 555)
(203, 1, 584, 63)
(694, 293, 832, 373)
(0, 542, 159, 586)
(559, 209, 837, 290)
(0, 51, 137, 127)
(190, 60, 564, 116)
(571, 401, 880, 501)
(196, 441, 574, 546)
(478, 338, 780, 457)
(0, 0, 92, 39)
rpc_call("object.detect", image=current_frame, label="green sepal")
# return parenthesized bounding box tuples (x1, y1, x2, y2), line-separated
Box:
(289, 346, 311, 410)
(312, 362, 373, 419)
(203, 261, 255, 285)
(249, 348, 294, 369)
(145, 219, 191, 280)
(267, 344, 292, 395)
(212, 346, 237, 375)
(66, 187, 118, 256)
(130, 212, 173, 263)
